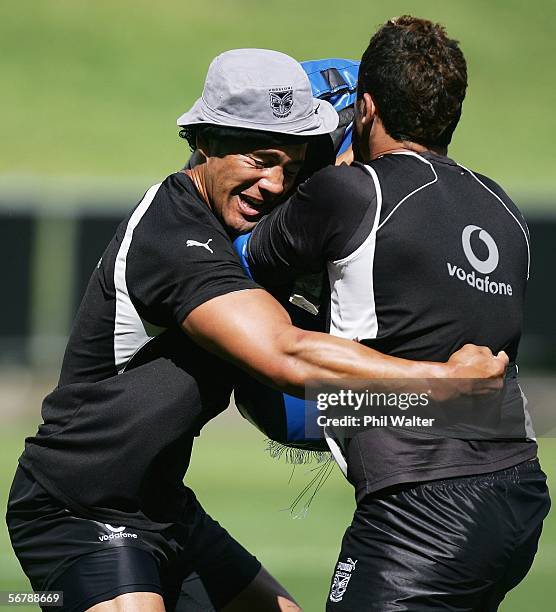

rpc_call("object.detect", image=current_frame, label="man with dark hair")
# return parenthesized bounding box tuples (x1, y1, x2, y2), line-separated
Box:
(356, 15, 467, 151)
(6, 48, 504, 612)
(244, 18, 551, 611)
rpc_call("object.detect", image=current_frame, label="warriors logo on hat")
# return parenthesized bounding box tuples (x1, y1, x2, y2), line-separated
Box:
(269, 87, 294, 118)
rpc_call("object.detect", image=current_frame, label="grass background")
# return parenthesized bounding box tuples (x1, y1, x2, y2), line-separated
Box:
(1, 0, 555, 610)
(0, 416, 555, 611)
(1, 0, 555, 199)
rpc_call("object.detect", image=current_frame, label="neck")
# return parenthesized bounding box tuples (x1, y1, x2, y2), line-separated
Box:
(370, 140, 447, 160)
(365, 125, 447, 161)
(183, 151, 210, 207)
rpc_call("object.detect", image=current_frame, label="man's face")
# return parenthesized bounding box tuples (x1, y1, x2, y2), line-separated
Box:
(200, 137, 307, 234)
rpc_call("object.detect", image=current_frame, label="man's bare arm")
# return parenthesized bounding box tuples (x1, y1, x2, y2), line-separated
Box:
(183, 289, 507, 397)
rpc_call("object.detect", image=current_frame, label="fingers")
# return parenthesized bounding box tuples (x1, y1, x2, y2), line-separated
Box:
(460, 343, 494, 357)
(455, 344, 508, 365)
(489, 351, 509, 378)
(335, 146, 354, 166)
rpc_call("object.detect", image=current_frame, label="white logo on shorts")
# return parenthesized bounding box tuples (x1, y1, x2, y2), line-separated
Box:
(98, 523, 138, 542)
(329, 557, 357, 603)
(186, 238, 214, 253)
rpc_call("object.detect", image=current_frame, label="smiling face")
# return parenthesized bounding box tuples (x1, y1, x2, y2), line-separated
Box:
(195, 132, 307, 234)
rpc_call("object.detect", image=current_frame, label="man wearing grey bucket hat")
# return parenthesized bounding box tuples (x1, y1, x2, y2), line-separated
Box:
(177, 48, 338, 137)
(7, 46, 507, 612)
(175, 48, 339, 237)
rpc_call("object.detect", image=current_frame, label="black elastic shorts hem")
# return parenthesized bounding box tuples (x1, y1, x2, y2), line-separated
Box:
(8, 466, 262, 611)
(46, 547, 162, 612)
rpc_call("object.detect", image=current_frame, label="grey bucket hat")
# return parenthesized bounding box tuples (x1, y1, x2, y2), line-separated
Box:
(177, 48, 339, 137)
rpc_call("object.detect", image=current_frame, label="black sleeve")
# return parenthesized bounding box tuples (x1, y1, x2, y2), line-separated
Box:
(248, 163, 377, 285)
(126, 191, 259, 327)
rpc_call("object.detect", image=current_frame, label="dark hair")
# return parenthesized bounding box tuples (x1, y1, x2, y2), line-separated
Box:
(358, 15, 467, 147)
(179, 124, 308, 152)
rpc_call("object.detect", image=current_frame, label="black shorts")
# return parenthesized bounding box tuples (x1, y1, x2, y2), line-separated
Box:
(326, 459, 551, 611)
(6, 465, 261, 612)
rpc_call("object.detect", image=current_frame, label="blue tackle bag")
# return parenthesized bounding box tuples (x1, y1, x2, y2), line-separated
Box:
(234, 59, 360, 454)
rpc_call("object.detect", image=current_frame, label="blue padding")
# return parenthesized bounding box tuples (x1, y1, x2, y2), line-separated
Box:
(233, 233, 253, 280)
(235, 60, 363, 447)
(301, 58, 360, 154)
(301, 58, 359, 101)
(338, 123, 353, 154)
(283, 393, 319, 441)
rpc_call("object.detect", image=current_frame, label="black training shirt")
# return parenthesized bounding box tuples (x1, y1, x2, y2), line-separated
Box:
(21, 172, 259, 529)
(249, 152, 537, 498)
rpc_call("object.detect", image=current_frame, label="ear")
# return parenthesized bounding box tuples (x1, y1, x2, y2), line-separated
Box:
(358, 92, 377, 126)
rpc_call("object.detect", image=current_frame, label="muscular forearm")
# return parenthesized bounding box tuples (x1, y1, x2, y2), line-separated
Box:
(184, 289, 506, 399)
(274, 326, 449, 396)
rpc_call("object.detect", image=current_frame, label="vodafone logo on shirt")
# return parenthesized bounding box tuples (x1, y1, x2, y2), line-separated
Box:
(98, 523, 138, 542)
(461, 225, 499, 274)
(447, 225, 512, 296)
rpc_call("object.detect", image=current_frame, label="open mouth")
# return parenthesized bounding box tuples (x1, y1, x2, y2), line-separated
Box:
(237, 194, 265, 218)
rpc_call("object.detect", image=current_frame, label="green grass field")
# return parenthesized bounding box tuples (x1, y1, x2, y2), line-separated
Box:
(1, 415, 555, 611)
(1, 0, 555, 201)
